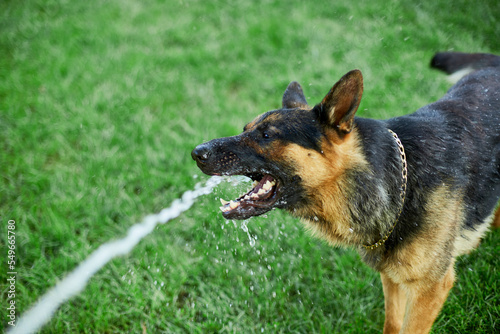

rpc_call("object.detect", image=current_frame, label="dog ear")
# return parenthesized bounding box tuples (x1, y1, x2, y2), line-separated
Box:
(318, 70, 363, 134)
(282, 81, 309, 109)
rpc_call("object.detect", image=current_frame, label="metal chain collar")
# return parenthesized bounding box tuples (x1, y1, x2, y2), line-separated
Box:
(363, 129, 408, 250)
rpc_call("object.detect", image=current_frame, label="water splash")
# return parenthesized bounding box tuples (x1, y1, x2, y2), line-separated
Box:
(9, 176, 222, 334)
(241, 220, 256, 247)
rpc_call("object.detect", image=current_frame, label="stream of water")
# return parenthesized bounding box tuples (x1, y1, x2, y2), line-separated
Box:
(9, 176, 222, 334)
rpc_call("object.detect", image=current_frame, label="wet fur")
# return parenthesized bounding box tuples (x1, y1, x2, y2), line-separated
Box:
(193, 52, 500, 333)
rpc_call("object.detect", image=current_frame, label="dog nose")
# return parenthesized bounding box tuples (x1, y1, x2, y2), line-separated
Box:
(191, 143, 211, 164)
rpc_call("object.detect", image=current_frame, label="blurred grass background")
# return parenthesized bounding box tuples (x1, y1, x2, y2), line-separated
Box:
(1, 0, 499, 333)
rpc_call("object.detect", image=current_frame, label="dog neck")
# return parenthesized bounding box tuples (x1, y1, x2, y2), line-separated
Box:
(362, 129, 408, 250)
(293, 119, 407, 252)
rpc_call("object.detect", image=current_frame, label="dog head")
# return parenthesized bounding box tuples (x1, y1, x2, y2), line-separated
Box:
(192, 70, 364, 220)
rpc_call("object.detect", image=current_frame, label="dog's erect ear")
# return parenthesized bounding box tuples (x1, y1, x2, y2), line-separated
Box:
(282, 81, 309, 109)
(318, 69, 363, 134)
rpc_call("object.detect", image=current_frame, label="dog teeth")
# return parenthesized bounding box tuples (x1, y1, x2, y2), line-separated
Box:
(262, 180, 275, 191)
(219, 200, 240, 213)
(220, 179, 276, 211)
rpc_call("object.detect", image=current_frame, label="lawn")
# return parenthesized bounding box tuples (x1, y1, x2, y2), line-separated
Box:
(1, 0, 499, 333)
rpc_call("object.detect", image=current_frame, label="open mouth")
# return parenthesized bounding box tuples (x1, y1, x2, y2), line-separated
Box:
(219, 174, 279, 219)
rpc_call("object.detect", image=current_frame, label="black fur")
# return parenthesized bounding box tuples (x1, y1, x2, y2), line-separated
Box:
(193, 53, 500, 259)
(193, 52, 500, 332)
(247, 109, 323, 152)
(431, 52, 500, 74)
(355, 64, 500, 266)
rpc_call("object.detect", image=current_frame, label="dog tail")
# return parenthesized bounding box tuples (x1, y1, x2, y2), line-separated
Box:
(430, 52, 500, 83)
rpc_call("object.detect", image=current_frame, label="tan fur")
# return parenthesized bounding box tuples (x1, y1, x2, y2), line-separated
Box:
(382, 185, 462, 285)
(193, 58, 500, 334)
(244, 115, 264, 132)
(453, 213, 491, 255)
(493, 205, 500, 228)
(381, 274, 407, 334)
(382, 261, 457, 334)
(244, 112, 284, 132)
(281, 129, 370, 246)
(377, 186, 465, 333)
(401, 263, 456, 334)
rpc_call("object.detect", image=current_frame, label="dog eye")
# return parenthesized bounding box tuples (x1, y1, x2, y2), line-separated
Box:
(262, 132, 270, 139)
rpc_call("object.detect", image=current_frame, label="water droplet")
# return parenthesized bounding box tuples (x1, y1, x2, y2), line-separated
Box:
(241, 220, 256, 246)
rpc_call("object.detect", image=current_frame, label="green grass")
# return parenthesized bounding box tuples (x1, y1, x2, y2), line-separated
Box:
(1, 0, 499, 333)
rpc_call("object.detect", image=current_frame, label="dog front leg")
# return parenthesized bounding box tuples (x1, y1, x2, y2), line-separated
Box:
(400, 264, 456, 334)
(381, 273, 406, 334)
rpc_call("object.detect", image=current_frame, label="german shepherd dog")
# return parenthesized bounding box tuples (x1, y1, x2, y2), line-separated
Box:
(192, 52, 500, 333)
